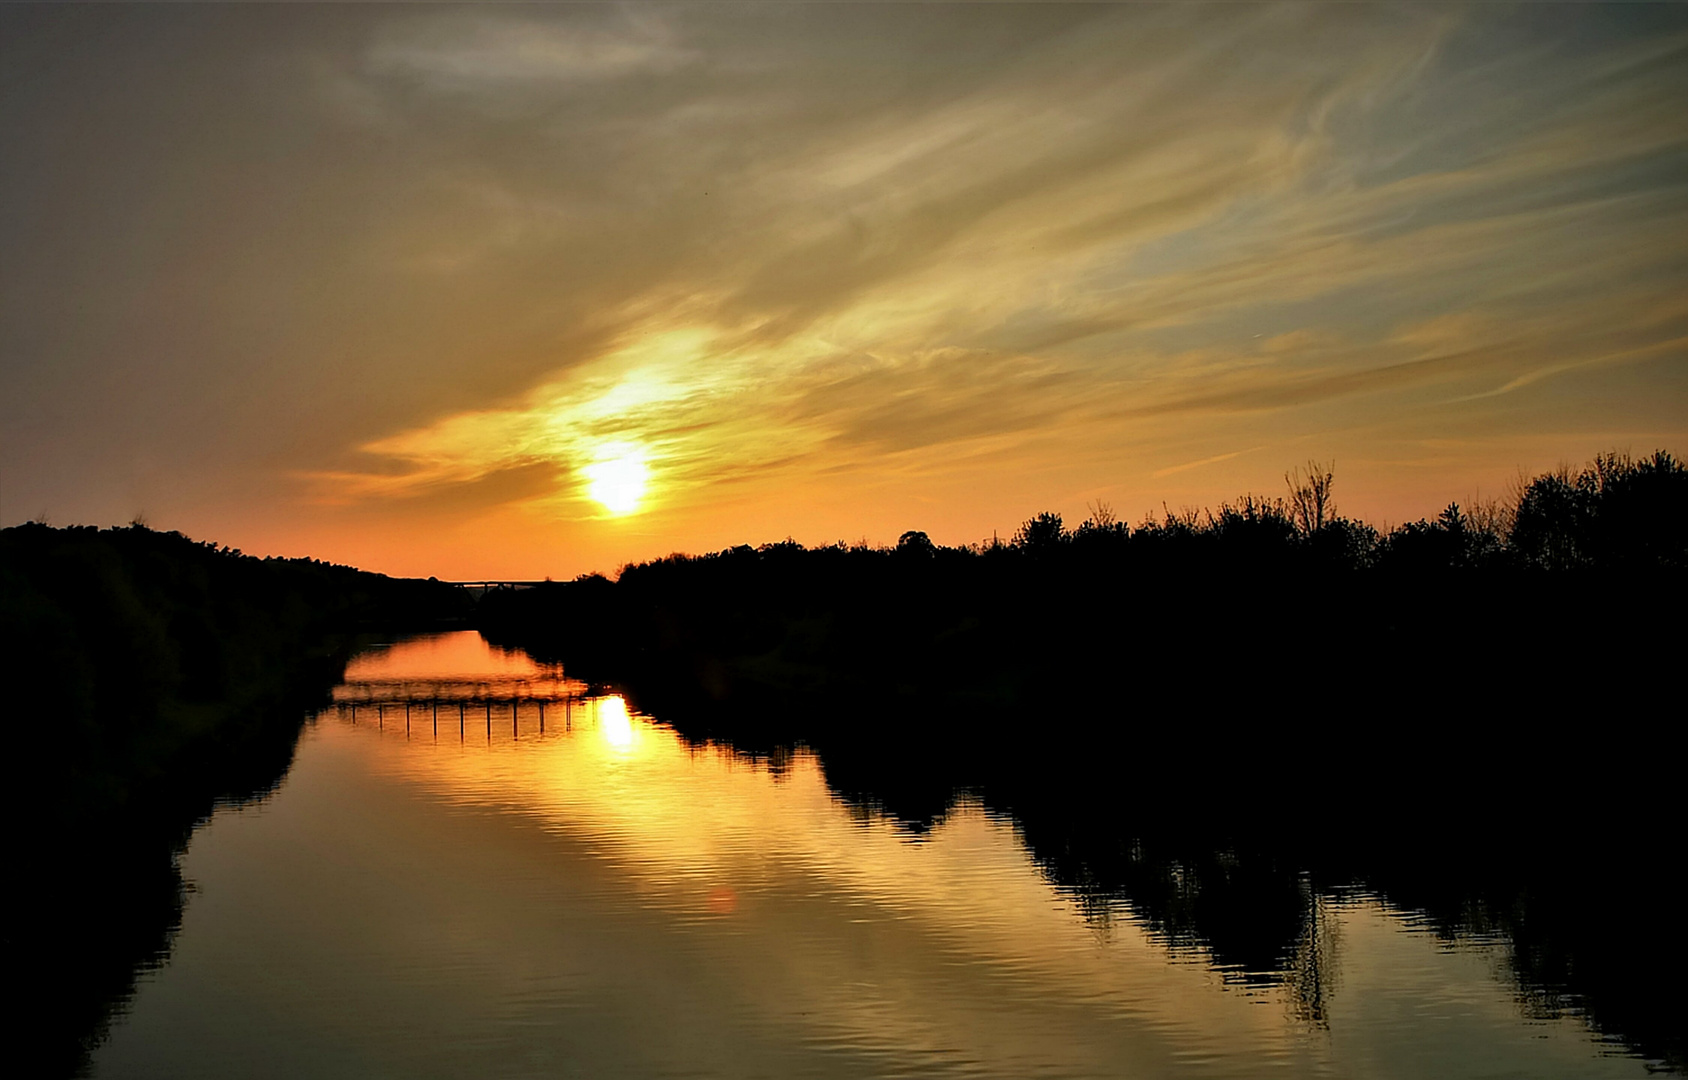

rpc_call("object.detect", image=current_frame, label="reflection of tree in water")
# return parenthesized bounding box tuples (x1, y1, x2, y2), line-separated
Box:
(1032, 833, 1338, 1016)
(1284, 881, 1340, 1026)
(1053, 853, 1342, 1024)
(26, 698, 321, 1079)
(688, 722, 1682, 1072)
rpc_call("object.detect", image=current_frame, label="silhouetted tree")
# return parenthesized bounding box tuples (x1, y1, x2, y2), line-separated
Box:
(1286, 461, 1336, 536)
(1379, 503, 1498, 571)
(1014, 511, 1067, 553)
(1306, 517, 1379, 568)
(1511, 467, 1587, 570)
(897, 530, 936, 556)
(1511, 451, 1688, 569)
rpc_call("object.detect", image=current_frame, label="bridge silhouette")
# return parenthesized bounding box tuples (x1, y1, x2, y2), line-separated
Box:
(331, 674, 601, 740)
(447, 580, 550, 598)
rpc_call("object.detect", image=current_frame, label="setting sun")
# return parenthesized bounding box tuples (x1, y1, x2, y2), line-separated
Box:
(582, 447, 650, 516)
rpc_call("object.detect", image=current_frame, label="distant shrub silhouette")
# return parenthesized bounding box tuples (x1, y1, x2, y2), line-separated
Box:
(897, 530, 936, 556)
(1071, 515, 1129, 552)
(1306, 517, 1380, 569)
(1378, 502, 1505, 572)
(1013, 511, 1067, 552)
(1207, 495, 1299, 555)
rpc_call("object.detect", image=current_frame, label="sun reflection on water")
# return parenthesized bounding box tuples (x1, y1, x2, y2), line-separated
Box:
(596, 695, 639, 753)
(300, 632, 1653, 1080)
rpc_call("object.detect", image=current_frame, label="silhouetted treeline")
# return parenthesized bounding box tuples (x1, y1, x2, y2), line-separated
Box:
(484, 451, 1685, 722)
(1, 523, 470, 1077)
(482, 450, 1685, 1070)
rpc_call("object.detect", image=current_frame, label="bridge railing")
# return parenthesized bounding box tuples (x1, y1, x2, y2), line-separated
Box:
(332, 675, 588, 705)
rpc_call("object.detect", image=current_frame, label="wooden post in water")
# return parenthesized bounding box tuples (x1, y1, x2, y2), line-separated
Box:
(539, 700, 545, 733)
(432, 699, 438, 737)
(459, 701, 465, 741)
(378, 703, 383, 730)
(405, 701, 410, 736)
(513, 699, 519, 739)
(486, 699, 491, 742)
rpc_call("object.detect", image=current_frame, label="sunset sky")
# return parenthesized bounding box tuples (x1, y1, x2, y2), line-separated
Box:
(3, 3, 1684, 579)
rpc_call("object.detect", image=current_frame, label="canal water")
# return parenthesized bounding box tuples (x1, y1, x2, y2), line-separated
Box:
(91, 632, 1658, 1079)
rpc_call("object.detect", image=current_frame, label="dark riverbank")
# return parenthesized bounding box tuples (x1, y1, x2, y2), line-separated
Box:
(2, 523, 470, 1077)
(483, 574, 1684, 1066)
(480, 453, 1686, 1069)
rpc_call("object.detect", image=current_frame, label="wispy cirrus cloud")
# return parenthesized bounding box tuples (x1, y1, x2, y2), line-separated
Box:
(368, 10, 694, 88)
(301, 3, 1685, 532)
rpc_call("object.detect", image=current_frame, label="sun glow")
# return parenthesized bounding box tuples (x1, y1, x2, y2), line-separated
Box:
(582, 445, 650, 516)
(596, 695, 638, 752)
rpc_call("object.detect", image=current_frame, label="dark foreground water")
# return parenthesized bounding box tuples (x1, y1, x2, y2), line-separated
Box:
(90, 632, 1665, 1079)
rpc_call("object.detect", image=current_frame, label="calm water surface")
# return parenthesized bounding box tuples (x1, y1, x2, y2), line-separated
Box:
(92, 633, 1655, 1079)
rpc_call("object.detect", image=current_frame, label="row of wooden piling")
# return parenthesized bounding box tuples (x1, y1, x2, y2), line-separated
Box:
(340, 695, 578, 741)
